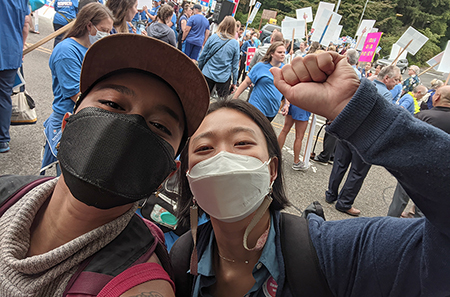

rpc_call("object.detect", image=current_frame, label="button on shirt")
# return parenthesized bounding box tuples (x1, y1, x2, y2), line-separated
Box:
(193, 215, 280, 297)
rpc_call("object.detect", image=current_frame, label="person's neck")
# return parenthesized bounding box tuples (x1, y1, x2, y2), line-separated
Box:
(270, 60, 281, 68)
(436, 102, 450, 108)
(211, 209, 270, 265)
(72, 35, 90, 48)
(27, 176, 132, 257)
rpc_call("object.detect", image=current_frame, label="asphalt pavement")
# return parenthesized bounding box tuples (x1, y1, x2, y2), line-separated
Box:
(1, 16, 443, 221)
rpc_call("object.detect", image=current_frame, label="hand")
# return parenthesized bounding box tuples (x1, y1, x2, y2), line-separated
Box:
(281, 104, 289, 116)
(229, 84, 236, 94)
(143, 5, 148, 12)
(271, 52, 360, 120)
(141, 29, 148, 36)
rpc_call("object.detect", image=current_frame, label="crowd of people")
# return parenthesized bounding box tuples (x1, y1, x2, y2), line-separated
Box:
(1, 0, 450, 296)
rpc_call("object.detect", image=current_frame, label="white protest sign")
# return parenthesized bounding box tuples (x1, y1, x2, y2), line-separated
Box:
(284, 16, 297, 21)
(312, 2, 335, 29)
(395, 26, 428, 55)
(437, 41, 450, 73)
(371, 28, 379, 33)
(427, 51, 444, 71)
(249, 0, 256, 7)
(137, 0, 152, 9)
(282, 20, 306, 40)
(296, 7, 313, 23)
(331, 25, 343, 44)
(389, 44, 407, 60)
(356, 34, 368, 51)
(310, 9, 342, 46)
(248, 1, 261, 24)
(355, 19, 375, 37)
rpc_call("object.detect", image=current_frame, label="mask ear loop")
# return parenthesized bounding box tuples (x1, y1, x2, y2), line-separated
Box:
(243, 182, 274, 251)
(189, 198, 199, 275)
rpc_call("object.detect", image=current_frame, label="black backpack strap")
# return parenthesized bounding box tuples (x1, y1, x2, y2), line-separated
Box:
(0, 175, 54, 210)
(280, 213, 333, 297)
(170, 230, 194, 297)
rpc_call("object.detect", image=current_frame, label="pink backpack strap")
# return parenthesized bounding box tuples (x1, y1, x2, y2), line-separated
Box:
(97, 263, 175, 297)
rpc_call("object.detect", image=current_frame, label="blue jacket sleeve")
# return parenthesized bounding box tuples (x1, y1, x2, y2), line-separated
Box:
(308, 78, 450, 296)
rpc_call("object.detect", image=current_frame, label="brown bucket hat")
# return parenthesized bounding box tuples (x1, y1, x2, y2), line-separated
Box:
(79, 34, 210, 136)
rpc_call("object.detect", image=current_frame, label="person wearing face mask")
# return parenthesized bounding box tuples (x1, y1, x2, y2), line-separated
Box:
(41, 3, 113, 175)
(0, 34, 210, 296)
(170, 52, 450, 296)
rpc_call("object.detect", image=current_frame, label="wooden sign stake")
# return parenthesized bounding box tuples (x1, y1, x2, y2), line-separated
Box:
(302, 114, 317, 168)
(418, 62, 440, 76)
(391, 39, 412, 66)
(44, 0, 55, 14)
(446, 72, 450, 85)
(318, 14, 333, 44)
(304, 14, 308, 41)
(23, 21, 74, 55)
(290, 28, 295, 56)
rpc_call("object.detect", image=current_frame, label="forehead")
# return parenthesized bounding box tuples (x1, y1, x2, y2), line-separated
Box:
(192, 108, 266, 141)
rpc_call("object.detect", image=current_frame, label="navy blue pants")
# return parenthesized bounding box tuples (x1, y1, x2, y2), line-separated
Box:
(0, 69, 17, 143)
(325, 140, 371, 210)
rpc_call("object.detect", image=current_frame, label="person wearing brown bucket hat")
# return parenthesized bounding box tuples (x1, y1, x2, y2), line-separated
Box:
(0, 34, 209, 296)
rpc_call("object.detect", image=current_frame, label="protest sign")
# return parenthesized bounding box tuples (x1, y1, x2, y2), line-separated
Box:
(389, 44, 407, 60)
(282, 19, 305, 40)
(437, 41, 450, 74)
(248, 1, 261, 24)
(245, 47, 256, 72)
(296, 7, 313, 22)
(259, 9, 277, 30)
(359, 32, 382, 62)
(355, 20, 375, 37)
(395, 26, 428, 55)
(427, 51, 444, 71)
(312, 2, 335, 29)
(137, 0, 152, 9)
(232, 0, 240, 16)
(330, 25, 343, 44)
(311, 9, 342, 46)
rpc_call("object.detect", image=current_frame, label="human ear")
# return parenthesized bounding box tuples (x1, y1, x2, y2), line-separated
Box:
(268, 156, 278, 184)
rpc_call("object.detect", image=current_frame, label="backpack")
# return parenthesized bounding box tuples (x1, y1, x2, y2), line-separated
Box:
(169, 202, 333, 297)
(0, 175, 174, 296)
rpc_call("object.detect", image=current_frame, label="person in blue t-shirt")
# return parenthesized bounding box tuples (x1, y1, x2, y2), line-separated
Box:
(232, 41, 285, 122)
(148, 0, 161, 22)
(41, 3, 114, 174)
(182, 4, 210, 61)
(0, 0, 29, 153)
(53, 0, 79, 47)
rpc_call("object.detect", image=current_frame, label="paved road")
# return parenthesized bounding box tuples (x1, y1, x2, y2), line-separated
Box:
(1, 17, 438, 221)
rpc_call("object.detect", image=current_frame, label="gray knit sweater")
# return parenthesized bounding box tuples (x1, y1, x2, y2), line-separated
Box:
(0, 178, 137, 296)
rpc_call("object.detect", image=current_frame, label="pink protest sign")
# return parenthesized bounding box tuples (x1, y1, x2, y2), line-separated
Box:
(359, 32, 383, 62)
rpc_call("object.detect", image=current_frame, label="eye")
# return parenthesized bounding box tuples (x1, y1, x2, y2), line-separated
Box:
(235, 140, 255, 147)
(193, 145, 212, 153)
(99, 100, 125, 111)
(150, 121, 172, 136)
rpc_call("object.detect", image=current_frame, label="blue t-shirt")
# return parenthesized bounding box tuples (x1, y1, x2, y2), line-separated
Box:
(248, 62, 284, 118)
(185, 14, 210, 46)
(49, 38, 88, 115)
(53, 0, 78, 25)
(1, 0, 28, 71)
(150, 4, 160, 16)
(132, 11, 148, 22)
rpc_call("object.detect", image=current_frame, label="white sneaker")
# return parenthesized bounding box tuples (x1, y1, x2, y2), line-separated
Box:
(292, 161, 308, 171)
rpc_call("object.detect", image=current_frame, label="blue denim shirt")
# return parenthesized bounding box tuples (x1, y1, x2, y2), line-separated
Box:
(198, 34, 240, 84)
(193, 214, 280, 297)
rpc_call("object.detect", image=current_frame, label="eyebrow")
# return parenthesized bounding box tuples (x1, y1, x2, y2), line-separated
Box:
(95, 84, 136, 97)
(154, 104, 181, 123)
(192, 127, 256, 142)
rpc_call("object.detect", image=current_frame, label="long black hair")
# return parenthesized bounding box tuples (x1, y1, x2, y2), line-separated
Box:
(176, 99, 290, 227)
